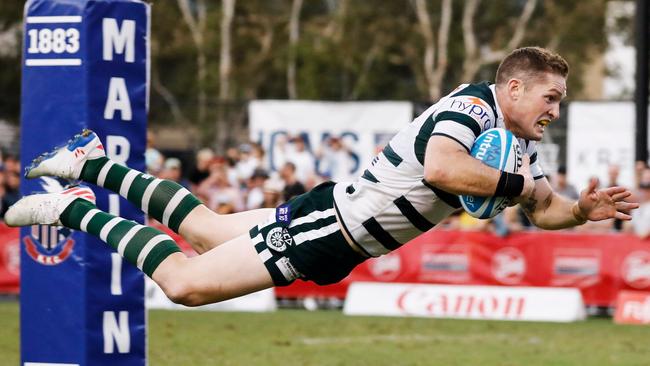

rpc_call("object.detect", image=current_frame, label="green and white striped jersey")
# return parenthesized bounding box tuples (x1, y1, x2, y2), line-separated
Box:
(332, 82, 544, 257)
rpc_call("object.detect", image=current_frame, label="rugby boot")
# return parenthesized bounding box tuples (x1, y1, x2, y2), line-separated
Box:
(4, 185, 96, 227)
(24, 129, 105, 180)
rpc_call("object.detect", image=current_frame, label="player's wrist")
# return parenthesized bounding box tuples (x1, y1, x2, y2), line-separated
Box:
(495, 171, 524, 197)
(571, 202, 588, 225)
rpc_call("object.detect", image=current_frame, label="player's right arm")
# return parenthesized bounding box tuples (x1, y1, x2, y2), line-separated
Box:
(423, 135, 534, 197)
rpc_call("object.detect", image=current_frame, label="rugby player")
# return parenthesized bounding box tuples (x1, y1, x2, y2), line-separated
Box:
(5, 47, 638, 305)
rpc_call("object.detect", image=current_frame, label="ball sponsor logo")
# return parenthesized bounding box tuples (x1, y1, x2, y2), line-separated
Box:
(491, 247, 526, 285)
(622, 251, 650, 289)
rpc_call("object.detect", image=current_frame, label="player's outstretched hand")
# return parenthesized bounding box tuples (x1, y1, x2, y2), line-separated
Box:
(576, 178, 640, 221)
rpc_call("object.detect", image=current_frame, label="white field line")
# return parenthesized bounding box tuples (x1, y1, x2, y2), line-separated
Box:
(298, 332, 533, 346)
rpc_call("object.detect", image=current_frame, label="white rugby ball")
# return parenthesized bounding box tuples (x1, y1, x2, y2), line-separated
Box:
(459, 128, 522, 219)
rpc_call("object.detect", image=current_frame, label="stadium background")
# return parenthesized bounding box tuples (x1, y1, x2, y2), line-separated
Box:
(0, 0, 649, 365)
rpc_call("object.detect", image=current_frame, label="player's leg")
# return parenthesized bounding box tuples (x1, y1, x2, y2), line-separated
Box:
(152, 234, 274, 305)
(5, 190, 274, 305)
(23, 129, 249, 251)
(178, 206, 275, 254)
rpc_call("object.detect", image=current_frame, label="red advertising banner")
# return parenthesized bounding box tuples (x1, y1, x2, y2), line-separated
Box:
(614, 291, 650, 324)
(0, 223, 20, 294)
(3, 220, 649, 307)
(276, 230, 650, 307)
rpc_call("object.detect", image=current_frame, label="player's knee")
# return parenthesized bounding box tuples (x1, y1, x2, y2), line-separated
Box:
(162, 279, 204, 307)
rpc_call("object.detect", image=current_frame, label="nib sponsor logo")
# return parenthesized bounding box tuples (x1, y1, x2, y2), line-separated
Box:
(369, 252, 402, 281)
(491, 247, 526, 285)
(622, 251, 650, 289)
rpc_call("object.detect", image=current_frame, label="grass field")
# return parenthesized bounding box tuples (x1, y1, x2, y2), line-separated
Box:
(2, 300, 650, 365)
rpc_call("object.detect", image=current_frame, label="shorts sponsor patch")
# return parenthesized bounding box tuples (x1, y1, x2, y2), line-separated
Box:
(276, 204, 291, 226)
(265, 226, 293, 252)
(275, 256, 302, 281)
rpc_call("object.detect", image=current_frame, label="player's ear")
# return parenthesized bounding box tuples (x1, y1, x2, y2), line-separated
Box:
(507, 78, 522, 101)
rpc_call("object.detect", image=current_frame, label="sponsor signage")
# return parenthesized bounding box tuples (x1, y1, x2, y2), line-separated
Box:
(614, 291, 650, 325)
(20, 1, 149, 365)
(344, 282, 586, 322)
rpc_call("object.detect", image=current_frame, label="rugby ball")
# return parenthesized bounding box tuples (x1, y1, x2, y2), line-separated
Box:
(459, 128, 522, 219)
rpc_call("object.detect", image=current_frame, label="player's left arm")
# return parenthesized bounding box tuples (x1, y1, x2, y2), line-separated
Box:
(519, 175, 639, 230)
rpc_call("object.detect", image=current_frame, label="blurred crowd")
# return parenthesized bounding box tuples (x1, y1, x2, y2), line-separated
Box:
(2, 132, 650, 240)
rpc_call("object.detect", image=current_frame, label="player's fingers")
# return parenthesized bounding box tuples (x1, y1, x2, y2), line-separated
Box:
(610, 191, 632, 201)
(616, 201, 640, 211)
(603, 186, 627, 196)
(586, 177, 599, 193)
(615, 211, 633, 221)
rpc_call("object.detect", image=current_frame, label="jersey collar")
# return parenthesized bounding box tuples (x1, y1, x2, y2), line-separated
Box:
(489, 84, 506, 129)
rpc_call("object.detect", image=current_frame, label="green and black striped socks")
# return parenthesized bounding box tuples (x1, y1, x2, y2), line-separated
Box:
(60, 199, 181, 277)
(80, 157, 202, 232)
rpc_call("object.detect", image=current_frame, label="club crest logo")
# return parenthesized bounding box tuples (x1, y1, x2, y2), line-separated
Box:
(265, 227, 293, 252)
(22, 177, 76, 265)
(24, 225, 75, 265)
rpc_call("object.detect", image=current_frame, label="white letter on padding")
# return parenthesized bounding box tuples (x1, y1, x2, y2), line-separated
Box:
(103, 18, 135, 63)
(106, 135, 131, 165)
(104, 78, 132, 121)
(103, 311, 130, 353)
(110, 253, 123, 296)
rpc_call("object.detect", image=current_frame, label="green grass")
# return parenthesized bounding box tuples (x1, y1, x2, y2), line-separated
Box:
(3, 300, 650, 365)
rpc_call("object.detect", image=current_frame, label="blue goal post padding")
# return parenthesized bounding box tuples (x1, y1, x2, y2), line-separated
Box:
(20, 0, 149, 365)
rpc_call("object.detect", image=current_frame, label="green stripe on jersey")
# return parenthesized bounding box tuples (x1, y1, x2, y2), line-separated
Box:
(382, 144, 403, 167)
(434, 111, 481, 137)
(414, 115, 436, 165)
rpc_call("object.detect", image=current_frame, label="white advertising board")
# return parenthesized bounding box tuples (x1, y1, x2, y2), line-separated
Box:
(344, 282, 585, 322)
(567, 102, 636, 188)
(249, 100, 412, 178)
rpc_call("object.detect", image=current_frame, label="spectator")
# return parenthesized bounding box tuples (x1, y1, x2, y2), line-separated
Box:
(286, 135, 316, 187)
(2, 171, 21, 216)
(188, 148, 214, 189)
(553, 165, 579, 200)
(245, 168, 269, 210)
(159, 157, 189, 188)
(279, 162, 306, 201)
(0, 171, 6, 218)
(145, 130, 164, 175)
(627, 167, 650, 238)
(262, 178, 284, 208)
(317, 136, 355, 182)
(196, 162, 244, 212)
(235, 143, 263, 185)
(3, 154, 20, 174)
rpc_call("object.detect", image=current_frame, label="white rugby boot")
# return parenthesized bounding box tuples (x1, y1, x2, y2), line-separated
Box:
(4, 186, 96, 227)
(24, 129, 105, 180)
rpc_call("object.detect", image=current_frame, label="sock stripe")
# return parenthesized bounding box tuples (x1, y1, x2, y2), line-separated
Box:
(119, 170, 141, 197)
(117, 225, 145, 256)
(162, 189, 191, 227)
(141, 178, 162, 214)
(80, 208, 101, 231)
(136, 234, 171, 270)
(99, 217, 123, 242)
(96, 160, 115, 187)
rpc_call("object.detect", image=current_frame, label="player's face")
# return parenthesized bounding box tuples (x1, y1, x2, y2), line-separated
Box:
(509, 72, 566, 141)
